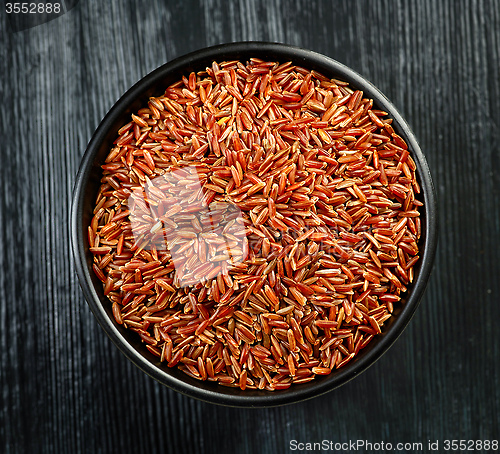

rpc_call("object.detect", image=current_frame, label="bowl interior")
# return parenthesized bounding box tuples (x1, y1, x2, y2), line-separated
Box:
(72, 42, 437, 407)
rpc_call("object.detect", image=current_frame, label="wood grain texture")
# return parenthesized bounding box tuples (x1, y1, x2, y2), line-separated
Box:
(0, 0, 499, 452)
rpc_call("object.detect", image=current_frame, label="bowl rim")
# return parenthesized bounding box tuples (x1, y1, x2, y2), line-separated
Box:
(71, 41, 437, 407)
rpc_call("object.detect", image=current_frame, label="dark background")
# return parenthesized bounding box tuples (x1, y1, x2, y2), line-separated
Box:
(1, 0, 499, 453)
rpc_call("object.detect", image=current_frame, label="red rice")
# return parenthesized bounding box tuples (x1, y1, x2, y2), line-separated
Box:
(89, 59, 422, 391)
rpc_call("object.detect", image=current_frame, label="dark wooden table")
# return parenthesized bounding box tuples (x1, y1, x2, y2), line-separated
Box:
(1, 1, 499, 453)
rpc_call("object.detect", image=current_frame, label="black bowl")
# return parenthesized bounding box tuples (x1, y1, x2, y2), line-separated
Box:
(71, 42, 437, 407)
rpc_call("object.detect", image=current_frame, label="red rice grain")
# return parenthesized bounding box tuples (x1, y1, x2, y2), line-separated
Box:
(90, 59, 423, 391)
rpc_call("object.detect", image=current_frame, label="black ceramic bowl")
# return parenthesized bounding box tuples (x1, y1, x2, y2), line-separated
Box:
(71, 42, 437, 407)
